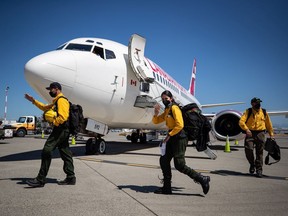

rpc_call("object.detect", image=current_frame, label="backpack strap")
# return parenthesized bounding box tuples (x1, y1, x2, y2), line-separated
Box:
(55, 96, 68, 105)
(245, 108, 266, 123)
(245, 108, 252, 124)
(265, 153, 280, 165)
(54, 96, 68, 112)
(54, 96, 69, 126)
(262, 108, 267, 118)
(168, 103, 178, 119)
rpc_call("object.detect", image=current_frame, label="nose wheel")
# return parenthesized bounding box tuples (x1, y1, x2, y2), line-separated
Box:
(85, 137, 106, 155)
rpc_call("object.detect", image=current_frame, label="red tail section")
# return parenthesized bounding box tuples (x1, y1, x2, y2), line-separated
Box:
(189, 59, 196, 96)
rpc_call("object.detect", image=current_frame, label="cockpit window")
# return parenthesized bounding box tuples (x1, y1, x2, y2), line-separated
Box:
(92, 46, 104, 59)
(105, 49, 116, 59)
(65, 43, 92, 52)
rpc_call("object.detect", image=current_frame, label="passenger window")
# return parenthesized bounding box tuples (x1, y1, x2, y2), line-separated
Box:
(93, 46, 104, 59)
(105, 49, 116, 59)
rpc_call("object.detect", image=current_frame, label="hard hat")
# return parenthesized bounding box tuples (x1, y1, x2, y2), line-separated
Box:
(43, 109, 57, 123)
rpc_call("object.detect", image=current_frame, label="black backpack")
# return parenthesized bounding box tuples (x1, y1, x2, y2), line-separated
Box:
(264, 138, 281, 165)
(55, 96, 84, 136)
(171, 103, 211, 152)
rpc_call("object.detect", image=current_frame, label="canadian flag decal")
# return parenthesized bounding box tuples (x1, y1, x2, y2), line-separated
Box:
(131, 79, 137, 86)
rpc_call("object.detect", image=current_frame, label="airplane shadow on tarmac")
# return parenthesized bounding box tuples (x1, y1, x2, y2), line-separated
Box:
(0, 140, 212, 162)
(0, 140, 159, 162)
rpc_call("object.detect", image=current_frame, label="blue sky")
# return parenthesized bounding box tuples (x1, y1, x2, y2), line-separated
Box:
(0, 0, 288, 127)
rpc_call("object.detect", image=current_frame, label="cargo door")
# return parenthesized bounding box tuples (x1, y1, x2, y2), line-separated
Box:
(128, 34, 154, 83)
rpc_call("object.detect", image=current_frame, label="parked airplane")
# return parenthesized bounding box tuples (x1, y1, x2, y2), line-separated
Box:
(24, 34, 288, 153)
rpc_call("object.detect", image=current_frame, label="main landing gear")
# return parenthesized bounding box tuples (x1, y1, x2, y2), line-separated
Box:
(126, 129, 147, 144)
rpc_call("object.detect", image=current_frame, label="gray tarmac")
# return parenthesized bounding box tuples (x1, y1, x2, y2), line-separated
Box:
(0, 132, 287, 216)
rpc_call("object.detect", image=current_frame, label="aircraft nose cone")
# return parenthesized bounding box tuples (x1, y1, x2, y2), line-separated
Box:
(24, 50, 76, 98)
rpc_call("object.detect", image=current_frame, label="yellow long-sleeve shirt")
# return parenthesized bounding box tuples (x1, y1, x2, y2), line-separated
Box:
(152, 104, 183, 137)
(239, 108, 274, 136)
(33, 93, 69, 127)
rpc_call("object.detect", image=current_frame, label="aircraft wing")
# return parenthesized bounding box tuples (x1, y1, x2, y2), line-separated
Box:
(203, 110, 288, 119)
(201, 102, 244, 108)
(267, 111, 288, 117)
(200, 102, 244, 118)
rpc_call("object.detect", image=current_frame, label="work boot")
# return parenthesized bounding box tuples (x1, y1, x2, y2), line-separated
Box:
(249, 164, 255, 174)
(26, 178, 45, 187)
(194, 174, 210, 195)
(256, 170, 263, 178)
(57, 177, 76, 185)
(154, 179, 172, 195)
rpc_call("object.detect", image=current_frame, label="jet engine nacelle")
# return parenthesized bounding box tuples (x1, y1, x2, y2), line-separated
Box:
(211, 110, 245, 141)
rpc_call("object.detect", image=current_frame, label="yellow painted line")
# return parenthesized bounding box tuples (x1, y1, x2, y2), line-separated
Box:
(78, 157, 103, 162)
(78, 157, 160, 169)
(127, 163, 160, 169)
(196, 169, 211, 173)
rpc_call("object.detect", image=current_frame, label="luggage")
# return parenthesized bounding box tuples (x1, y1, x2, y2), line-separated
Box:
(264, 138, 281, 165)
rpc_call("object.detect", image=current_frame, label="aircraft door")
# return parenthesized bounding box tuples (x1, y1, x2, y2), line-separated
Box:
(128, 34, 154, 83)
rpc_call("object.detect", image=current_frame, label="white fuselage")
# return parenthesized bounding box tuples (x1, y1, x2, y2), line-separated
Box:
(24, 37, 200, 130)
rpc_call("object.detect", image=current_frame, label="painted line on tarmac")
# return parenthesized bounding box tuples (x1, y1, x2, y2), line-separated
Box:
(78, 157, 160, 169)
(78, 157, 211, 173)
(127, 163, 160, 169)
(78, 158, 161, 170)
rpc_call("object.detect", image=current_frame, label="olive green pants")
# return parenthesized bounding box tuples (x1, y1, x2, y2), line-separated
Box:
(160, 135, 198, 180)
(37, 126, 75, 182)
(244, 131, 265, 172)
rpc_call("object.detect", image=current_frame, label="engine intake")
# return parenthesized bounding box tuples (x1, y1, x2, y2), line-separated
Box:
(211, 110, 244, 141)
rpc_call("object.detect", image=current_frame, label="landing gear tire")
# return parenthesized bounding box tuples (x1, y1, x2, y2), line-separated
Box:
(139, 133, 147, 143)
(131, 132, 139, 143)
(85, 137, 106, 155)
(85, 138, 98, 155)
(130, 130, 147, 143)
(98, 139, 106, 154)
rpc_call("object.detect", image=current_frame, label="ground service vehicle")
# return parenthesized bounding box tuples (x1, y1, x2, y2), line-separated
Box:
(7, 116, 38, 137)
